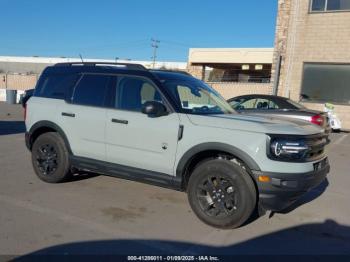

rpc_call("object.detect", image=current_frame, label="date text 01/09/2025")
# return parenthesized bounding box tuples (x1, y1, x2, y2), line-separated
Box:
(127, 255, 220, 261)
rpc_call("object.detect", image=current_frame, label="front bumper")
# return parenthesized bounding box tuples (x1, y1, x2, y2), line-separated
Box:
(252, 158, 330, 211)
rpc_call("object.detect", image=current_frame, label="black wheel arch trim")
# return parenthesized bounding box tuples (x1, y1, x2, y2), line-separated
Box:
(176, 142, 261, 179)
(27, 121, 72, 154)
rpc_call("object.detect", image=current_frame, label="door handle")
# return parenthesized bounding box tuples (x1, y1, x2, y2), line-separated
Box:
(111, 118, 128, 124)
(62, 112, 75, 117)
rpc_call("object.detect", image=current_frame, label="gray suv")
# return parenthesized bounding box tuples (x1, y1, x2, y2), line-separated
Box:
(25, 62, 330, 229)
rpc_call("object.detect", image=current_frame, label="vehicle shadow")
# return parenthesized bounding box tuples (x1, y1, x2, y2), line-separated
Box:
(67, 171, 100, 182)
(15, 220, 350, 258)
(0, 121, 26, 135)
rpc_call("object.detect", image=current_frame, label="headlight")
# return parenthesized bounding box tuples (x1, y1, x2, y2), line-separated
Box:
(268, 136, 309, 161)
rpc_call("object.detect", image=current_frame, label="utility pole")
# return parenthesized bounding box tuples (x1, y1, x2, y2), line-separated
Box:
(151, 38, 160, 69)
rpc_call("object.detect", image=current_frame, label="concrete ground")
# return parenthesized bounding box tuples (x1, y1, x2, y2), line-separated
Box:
(0, 102, 349, 257)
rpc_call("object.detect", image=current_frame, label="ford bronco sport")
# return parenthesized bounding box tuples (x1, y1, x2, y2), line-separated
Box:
(25, 62, 330, 229)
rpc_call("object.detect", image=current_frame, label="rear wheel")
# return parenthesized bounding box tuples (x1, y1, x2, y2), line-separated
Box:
(31, 132, 71, 183)
(187, 159, 256, 229)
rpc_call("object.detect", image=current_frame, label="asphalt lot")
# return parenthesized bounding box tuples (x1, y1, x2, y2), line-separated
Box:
(0, 102, 350, 257)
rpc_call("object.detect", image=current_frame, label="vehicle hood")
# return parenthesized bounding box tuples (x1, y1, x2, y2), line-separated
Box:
(187, 113, 323, 135)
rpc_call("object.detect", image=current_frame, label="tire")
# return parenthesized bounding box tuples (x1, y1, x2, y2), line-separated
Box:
(187, 159, 256, 229)
(31, 132, 71, 183)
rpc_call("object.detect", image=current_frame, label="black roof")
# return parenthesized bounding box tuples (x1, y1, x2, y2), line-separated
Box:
(150, 70, 195, 81)
(44, 62, 193, 82)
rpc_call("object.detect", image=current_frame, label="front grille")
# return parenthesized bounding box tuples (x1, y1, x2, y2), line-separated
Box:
(304, 134, 328, 161)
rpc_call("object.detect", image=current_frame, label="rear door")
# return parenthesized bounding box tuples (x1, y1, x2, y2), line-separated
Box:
(59, 73, 112, 161)
(105, 75, 180, 175)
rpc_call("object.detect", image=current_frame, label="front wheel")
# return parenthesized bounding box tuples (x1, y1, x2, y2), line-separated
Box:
(187, 159, 256, 229)
(31, 132, 72, 183)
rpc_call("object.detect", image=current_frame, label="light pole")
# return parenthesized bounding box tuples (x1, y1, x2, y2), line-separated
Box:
(151, 38, 160, 69)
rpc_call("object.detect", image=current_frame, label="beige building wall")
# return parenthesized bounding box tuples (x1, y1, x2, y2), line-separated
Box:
(187, 64, 203, 80)
(209, 83, 272, 99)
(0, 74, 38, 91)
(189, 48, 274, 64)
(273, 0, 350, 129)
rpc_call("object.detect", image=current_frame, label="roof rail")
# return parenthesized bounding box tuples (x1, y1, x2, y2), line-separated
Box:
(150, 69, 191, 76)
(54, 62, 147, 71)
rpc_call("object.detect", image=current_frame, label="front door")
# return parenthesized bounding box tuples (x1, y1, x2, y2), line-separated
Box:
(106, 75, 180, 175)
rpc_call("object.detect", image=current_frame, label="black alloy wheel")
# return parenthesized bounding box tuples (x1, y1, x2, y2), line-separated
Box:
(31, 132, 71, 183)
(36, 144, 59, 176)
(196, 175, 239, 218)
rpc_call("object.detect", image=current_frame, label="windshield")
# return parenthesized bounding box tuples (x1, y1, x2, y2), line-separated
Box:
(163, 79, 235, 115)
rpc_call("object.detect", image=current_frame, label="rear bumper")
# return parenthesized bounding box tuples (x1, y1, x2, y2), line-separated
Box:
(252, 159, 330, 211)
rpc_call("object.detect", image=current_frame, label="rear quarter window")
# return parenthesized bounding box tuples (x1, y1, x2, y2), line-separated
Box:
(35, 73, 79, 99)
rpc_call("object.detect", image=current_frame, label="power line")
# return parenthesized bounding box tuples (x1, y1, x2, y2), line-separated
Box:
(151, 38, 160, 69)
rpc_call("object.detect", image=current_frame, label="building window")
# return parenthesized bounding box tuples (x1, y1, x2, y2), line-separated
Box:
(301, 63, 350, 104)
(205, 64, 271, 83)
(310, 0, 350, 12)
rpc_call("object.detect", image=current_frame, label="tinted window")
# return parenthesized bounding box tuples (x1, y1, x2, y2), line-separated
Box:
(310, 0, 350, 11)
(327, 0, 350, 10)
(115, 76, 162, 111)
(234, 98, 257, 110)
(301, 63, 350, 104)
(228, 98, 243, 108)
(36, 73, 78, 99)
(72, 74, 111, 107)
(255, 98, 279, 109)
(311, 0, 326, 11)
(231, 98, 278, 110)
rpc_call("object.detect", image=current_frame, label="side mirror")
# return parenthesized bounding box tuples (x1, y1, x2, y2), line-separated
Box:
(142, 101, 168, 117)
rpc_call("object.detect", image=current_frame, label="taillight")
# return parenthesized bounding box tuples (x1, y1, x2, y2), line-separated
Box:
(310, 114, 324, 126)
(24, 104, 27, 121)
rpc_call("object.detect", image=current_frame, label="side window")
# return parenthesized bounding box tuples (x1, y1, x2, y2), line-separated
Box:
(268, 100, 279, 109)
(115, 76, 162, 112)
(72, 74, 111, 107)
(228, 99, 242, 108)
(36, 74, 79, 99)
(255, 98, 279, 109)
(237, 98, 257, 109)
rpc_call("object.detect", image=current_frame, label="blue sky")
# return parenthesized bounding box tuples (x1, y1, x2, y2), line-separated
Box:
(0, 0, 277, 61)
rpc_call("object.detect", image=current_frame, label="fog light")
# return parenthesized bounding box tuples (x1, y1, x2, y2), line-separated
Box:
(258, 175, 271, 183)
